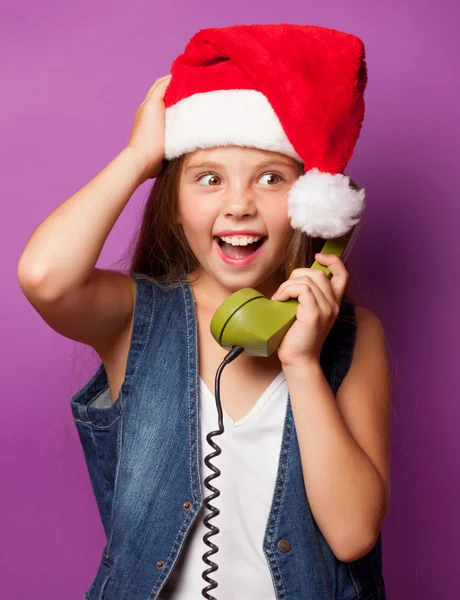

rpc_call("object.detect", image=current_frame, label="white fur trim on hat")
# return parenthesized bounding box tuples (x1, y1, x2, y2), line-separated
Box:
(164, 89, 303, 162)
(288, 168, 366, 238)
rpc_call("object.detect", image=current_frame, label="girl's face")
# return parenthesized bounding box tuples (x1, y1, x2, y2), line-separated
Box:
(178, 145, 301, 304)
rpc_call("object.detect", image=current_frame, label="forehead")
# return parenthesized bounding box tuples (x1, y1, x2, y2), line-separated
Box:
(183, 146, 297, 168)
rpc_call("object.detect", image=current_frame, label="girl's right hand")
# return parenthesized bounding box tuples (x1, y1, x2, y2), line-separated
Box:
(125, 74, 172, 180)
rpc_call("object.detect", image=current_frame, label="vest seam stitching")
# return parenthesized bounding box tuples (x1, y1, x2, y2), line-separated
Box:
(120, 275, 156, 409)
(73, 415, 122, 429)
(181, 282, 199, 506)
(103, 412, 124, 565)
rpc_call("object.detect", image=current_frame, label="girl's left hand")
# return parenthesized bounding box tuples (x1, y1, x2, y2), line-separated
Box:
(271, 253, 349, 368)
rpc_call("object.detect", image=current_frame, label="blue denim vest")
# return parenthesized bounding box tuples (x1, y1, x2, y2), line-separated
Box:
(70, 272, 386, 600)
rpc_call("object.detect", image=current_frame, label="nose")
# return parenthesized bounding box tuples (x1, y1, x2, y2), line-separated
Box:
(221, 189, 257, 218)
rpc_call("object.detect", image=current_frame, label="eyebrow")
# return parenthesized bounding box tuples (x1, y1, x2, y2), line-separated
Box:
(184, 158, 296, 171)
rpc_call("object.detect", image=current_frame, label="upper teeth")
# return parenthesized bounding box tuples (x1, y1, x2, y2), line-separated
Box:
(219, 235, 263, 246)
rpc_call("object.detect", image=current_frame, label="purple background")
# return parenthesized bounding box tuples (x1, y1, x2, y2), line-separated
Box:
(3, 1, 458, 598)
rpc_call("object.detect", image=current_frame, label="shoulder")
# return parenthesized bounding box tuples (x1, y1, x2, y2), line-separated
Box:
(353, 305, 387, 348)
(347, 304, 389, 377)
(329, 302, 388, 384)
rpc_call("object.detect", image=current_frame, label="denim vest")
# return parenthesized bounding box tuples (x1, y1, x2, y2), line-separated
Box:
(70, 272, 386, 600)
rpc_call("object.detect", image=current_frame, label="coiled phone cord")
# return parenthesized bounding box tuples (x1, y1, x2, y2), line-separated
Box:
(201, 344, 245, 599)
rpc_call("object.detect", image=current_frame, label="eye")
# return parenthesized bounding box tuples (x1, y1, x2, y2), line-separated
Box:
(197, 173, 222, 186)
(195, 171, 285, 186)
(259, 172, 284, 185)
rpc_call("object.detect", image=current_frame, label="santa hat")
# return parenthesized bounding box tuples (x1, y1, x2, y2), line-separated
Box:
(164, 23, 368, 239)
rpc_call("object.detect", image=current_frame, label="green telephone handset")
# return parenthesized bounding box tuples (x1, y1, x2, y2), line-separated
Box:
(209, 222, 356, 358)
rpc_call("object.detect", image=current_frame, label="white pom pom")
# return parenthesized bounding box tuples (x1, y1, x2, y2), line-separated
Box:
(287, 168, 366, 238)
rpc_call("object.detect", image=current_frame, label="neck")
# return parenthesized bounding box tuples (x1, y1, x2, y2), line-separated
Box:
(187, 267, 284, 313)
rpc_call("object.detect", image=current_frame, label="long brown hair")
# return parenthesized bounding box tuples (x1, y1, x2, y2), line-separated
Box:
(116, 153, 360, 304)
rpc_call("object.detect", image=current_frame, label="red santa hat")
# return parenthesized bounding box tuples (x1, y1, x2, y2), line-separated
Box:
(164, 23, 368, 239)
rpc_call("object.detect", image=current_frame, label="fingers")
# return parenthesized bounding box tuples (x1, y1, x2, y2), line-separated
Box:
(299, 278, 336, 316)
(290, 255, 348, 304)
(291, 254, 347, 281)
(275, 271, 335, 305)
(272, 257, 348, 314)
(273, 278, 333, 315)
(144, 74, 172, 102)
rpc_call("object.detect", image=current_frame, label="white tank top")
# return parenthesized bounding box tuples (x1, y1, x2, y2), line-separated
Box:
(159, 371, 288, 599)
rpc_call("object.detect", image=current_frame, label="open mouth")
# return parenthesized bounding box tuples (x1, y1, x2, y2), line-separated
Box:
(216, 236, 267, 259)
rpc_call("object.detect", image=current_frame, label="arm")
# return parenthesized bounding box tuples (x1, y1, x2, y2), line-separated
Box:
(17, 147, 149, 300)
(16, 76, 171, 356)
(16, 149, 148, 356)
(17, 74, 171, 300)
(282, 306, 391, 563)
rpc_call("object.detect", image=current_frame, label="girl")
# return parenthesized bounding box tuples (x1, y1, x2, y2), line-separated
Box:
(18, 24, 391, 600)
